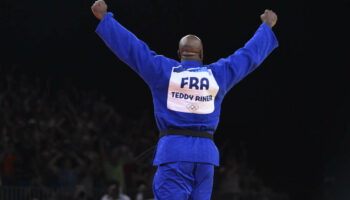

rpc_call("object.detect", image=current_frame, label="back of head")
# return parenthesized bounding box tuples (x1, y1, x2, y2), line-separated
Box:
(178, 35, 203, 62)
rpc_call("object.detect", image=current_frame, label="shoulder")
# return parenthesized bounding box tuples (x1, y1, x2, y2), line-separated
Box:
(206, 62, 226, 73)
(154, 55, 179, 65)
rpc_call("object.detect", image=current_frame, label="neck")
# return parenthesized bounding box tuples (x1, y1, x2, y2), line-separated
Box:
(181, 57, 202, 63)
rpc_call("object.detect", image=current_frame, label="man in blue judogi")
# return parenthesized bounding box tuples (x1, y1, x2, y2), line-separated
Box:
(91, 1, 278, 199)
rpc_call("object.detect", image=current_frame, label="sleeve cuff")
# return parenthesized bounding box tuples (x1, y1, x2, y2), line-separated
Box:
(261, 23, 279, 48)
(95, 12, 114, 33)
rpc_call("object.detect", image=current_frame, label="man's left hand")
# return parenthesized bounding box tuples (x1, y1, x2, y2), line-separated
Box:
(260, 9, 278, 28)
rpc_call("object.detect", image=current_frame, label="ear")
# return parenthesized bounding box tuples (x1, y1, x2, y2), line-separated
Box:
(200, 49, 204, 61)
(177, 49, 181, 60)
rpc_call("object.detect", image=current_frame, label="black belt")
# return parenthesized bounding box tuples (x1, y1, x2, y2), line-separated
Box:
(159, 130, 214, 141)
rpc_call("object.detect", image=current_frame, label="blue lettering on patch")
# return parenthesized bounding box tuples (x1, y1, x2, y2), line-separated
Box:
(200, 78, 209, 90)
(180, 77, 189, 88)
(189, 77, 199, 89)
(180, 77, 210, 90)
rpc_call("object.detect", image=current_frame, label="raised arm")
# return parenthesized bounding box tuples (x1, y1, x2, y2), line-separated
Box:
(212, 10, 279, 92)
(49, 152, 62, 174)
(91, 0, 172, 86)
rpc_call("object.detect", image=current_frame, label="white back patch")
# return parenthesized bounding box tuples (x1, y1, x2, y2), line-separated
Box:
(167, 66, 219, 114)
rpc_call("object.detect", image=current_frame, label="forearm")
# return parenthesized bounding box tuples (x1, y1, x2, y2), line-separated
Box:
(95, 12, 164, 85)
(221, 23, 279, 91)
(96, 13, 154, 71)
(243, 23, 279, 66)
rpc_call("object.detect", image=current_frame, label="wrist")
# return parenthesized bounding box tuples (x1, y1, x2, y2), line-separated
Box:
(98, 12, 107, 20)
(263, 22, 274, 28)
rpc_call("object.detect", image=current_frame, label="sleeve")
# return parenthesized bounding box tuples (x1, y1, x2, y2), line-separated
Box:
(212, 23, 279, 93)
(95, 12, 170, 87)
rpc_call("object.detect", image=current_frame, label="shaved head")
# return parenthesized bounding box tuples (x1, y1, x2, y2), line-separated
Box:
(178, 35, 203, 62)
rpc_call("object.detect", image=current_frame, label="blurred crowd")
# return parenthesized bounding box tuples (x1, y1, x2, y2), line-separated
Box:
(0, 65, 287, 200)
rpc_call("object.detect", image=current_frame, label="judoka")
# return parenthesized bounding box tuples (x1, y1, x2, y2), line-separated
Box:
(91, 1, 278, 199)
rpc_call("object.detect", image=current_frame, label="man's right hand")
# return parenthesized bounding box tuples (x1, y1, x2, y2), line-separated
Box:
(91, 0, 108, 21)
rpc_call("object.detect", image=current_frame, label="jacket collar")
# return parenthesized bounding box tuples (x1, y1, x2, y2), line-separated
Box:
(180, 60, 203, 67)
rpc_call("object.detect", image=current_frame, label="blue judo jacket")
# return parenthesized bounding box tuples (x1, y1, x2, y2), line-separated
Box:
(96, 12, 278, 166)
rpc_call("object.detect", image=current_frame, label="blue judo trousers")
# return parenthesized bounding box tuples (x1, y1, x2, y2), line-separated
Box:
(96, 12, 278, 200)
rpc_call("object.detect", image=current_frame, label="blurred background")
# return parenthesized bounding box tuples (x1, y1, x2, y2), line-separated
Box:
(0, 0, 349, 199)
